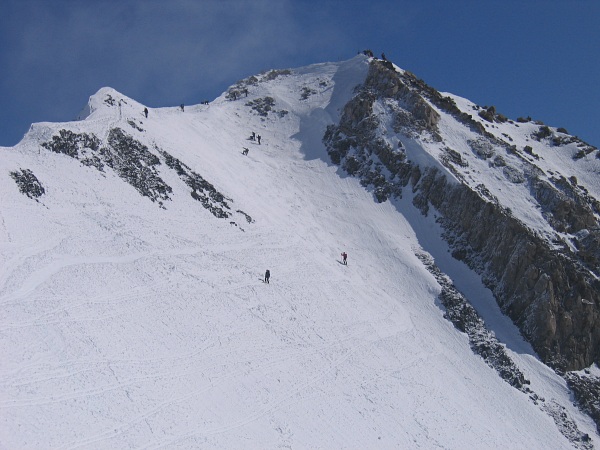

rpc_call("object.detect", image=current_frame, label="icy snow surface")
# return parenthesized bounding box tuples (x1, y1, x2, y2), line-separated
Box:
(1, 55, 597, 448)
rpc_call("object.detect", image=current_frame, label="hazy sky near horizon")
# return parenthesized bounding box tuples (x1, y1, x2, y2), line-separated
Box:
(1, 0, 599, 147)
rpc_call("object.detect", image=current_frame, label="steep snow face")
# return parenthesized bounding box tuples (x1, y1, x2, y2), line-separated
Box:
(1, 55, 598, 448)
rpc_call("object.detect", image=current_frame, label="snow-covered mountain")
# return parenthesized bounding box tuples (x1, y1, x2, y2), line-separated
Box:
(2, 54, 599, 448)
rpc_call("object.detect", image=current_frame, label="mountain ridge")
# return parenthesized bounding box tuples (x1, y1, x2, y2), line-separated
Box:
(2, 54, 599, 448)
(323, 56, 600, 370)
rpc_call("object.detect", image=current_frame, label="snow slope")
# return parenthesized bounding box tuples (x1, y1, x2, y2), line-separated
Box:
(1, 55, 597, 448)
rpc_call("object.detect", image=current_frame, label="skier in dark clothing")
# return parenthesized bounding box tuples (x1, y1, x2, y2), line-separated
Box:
(143, 107, 148, 118)
(180, 104, 184, 112)
(257, 135, 261, 145)
(242, 147, 249, 155)
(264, 269, 270, 283)
(341, 252, 347, 265)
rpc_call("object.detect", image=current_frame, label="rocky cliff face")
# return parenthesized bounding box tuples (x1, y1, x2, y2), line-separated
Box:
(324, 58, 600, 372)
(419, 166, 600, 371)
(25, 123, 253, 227)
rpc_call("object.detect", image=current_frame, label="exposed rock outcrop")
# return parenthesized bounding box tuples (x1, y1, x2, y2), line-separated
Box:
(10, 169, 45, 200)
(160, 149, 252, 224)
(104, 128, 172, 204)
(417, 251, 530, 391)
(40, 128, 252, 225)
(323, 58, 600, 372)
(245, 96, 288, 118)
(418, 250, 593, 448)
(419, 167, 600, 371)
(566, 372, 600, 434)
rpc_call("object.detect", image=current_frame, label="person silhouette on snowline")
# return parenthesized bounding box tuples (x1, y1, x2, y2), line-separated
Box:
(341, 252, 347, 265)
(257, 135, 261, 145)
(264, 269, 270, 283)
(143, 107, 148, 118)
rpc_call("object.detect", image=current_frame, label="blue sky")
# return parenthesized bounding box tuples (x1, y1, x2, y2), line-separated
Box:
(1, 0, 599, 147)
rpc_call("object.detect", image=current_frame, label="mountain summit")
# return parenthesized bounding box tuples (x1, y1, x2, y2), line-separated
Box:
(1, 54, 599, 448)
